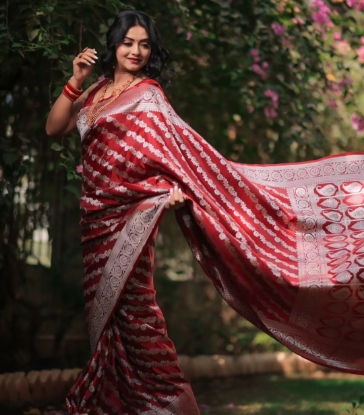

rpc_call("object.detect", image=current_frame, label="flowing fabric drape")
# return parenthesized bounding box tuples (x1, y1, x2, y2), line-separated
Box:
(68, 78, 364, 414)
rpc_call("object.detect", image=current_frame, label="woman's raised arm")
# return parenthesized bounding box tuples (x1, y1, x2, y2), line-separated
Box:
(45, 48, 98, 137)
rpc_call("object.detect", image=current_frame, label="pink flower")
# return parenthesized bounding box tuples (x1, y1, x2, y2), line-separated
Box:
(311, 0, 330, 11)
(262, 61, 269, 69)
(251, 64, 268, 79)
(250, 49, 260, 57)
(312, 11, 333, 27)
(339, 77, 354, 87)
(271, 23, 286, 35)
(186, 32, 192, 41)
(333, 40, 351, 55)
(264, 106, 278, 119)
(327, 98, 338, 109)
(328, 82, 342, 96)
(310, 0, 333, 28)
(200, 29, 209, 36)
(282, 38, 293, 48)
(248, 106, 255, 114)
(250, 49, 260, 63)
(346, 0, 364, 11)
(76, 165, 83, 174)
(292, 17, 304, 25)
(361, 36, 364, 45)
(264, 89, 279, 108)
(264, 89, 277, 99)
(357, 45, 364, 63)
(333, 32, 341, 40)
(351, 113, 364, 131)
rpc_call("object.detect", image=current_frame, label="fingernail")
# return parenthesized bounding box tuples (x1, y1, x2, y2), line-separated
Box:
(178, 189, 182, 192)
(91, 59, 96, 64)
(87, 63, 91, 66)
(94, 56, 99, 59)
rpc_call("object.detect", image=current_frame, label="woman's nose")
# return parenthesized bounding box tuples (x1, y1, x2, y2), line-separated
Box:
(131, 44, 141, 56)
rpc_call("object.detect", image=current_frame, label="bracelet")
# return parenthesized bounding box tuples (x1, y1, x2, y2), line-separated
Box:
(67, 82, 82, 95)
(62, 81, 82, 102)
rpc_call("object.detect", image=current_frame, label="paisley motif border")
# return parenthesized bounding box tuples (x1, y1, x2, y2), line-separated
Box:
(143, 384, 200, 415)
(89, 194, 168, 352)
(266, 319, 364, 371)
(234, 154, 364, 187)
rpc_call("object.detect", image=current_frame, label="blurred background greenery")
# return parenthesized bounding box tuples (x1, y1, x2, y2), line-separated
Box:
(1, 0, 364, 373)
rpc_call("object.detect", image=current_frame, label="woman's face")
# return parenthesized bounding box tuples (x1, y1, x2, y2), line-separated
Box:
(115, 25, 151, 74)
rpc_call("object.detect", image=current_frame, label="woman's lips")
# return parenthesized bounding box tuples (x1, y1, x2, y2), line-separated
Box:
(128, 58, 141, 64)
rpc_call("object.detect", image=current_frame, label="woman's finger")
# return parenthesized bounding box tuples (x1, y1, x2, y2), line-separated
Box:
(173, 185, 179, 201)
(78, 48, 97, 57)
(178, 188, 184, 203)
(169, 188, 175, 206)
(74, 50, 97, 66)
(76, 56, 95, 66)
(82, 49, 98, 62)
(165, 187, 185, 210)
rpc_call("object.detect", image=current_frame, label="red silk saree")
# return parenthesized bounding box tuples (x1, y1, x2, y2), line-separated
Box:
(67, 77, 364, 414)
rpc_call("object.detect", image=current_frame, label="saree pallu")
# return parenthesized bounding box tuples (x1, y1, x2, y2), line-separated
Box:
(68, 77, 364, 413)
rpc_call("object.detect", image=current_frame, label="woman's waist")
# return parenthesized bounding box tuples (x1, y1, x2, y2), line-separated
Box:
(80, 176, 172, 212)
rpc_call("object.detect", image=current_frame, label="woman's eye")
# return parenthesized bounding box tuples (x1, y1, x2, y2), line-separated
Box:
(142, 44, 150, 49)
(123, 42, 132, 46)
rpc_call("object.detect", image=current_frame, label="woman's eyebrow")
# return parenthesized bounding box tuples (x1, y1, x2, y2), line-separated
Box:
(124, 36, 150, 42)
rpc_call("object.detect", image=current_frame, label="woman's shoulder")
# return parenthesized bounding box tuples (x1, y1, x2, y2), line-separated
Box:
(134, 78, 163, 91)
(131, 78, 168, 103)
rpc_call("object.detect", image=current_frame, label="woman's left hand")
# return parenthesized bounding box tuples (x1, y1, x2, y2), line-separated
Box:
(165, 186, 185, 210)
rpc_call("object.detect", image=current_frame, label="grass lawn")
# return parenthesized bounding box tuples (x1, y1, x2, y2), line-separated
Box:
(191, 373, 364, 415)
(1, 372, 364, 414)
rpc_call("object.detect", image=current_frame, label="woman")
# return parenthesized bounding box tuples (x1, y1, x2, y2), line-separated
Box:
(47, 11, 199, 414)
(47, 9, 364, 415)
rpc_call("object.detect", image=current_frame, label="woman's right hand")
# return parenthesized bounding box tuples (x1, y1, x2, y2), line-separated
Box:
(45, 47, 99, 136)
(71, 47, 98, 88)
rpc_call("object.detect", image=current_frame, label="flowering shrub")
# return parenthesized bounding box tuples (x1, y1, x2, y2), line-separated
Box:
(167, 0, 364, 164)
(347, 0, 364, 11)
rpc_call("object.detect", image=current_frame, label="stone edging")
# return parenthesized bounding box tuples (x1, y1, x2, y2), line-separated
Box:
(0, 352, 318, 407)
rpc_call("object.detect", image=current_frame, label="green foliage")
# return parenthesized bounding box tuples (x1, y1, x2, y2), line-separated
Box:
(348, 394, 364, 415)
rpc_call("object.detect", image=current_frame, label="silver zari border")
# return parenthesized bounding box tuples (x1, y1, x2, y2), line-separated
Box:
(89, 194, 168, 352)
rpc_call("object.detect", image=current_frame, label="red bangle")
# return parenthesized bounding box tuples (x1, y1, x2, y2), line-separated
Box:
(67, 81, 82, 95)
(62, 82, 82, 102)
(62, 86, 79, 102)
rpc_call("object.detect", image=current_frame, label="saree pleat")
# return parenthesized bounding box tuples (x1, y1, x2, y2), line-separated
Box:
(67, 230, 200, 414)
(69, 77, 364, 413)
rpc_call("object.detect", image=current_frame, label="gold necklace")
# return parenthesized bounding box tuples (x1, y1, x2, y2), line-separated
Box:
(87, 76, 136, 127)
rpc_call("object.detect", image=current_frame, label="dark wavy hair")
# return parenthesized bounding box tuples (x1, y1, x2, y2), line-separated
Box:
(101, 11, 169, 81)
